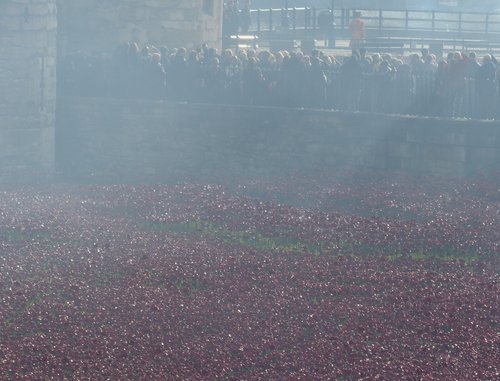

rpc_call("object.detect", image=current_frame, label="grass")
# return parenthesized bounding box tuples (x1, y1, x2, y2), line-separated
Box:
(140, 219, 494, 262)
(0, 228, 49, 243)
(141, 219, 325, 255)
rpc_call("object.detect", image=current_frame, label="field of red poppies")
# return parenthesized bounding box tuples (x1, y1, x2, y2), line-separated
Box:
(0, 171, 498, 380)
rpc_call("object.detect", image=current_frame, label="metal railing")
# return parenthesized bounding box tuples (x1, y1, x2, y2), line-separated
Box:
(58, 54, 500, 120)
(248, 7, 500, 42)
(327, 72, 494, 119)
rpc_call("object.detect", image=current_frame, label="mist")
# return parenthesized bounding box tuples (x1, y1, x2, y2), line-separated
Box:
(1, 0, 499, 380)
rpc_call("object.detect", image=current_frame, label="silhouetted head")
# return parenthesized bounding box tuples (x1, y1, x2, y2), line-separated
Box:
(177, 47, 187, 59)
(152, 53, 161, 64)
(128, 42, 140, 56)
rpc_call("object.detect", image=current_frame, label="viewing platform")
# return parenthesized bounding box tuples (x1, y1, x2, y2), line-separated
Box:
(242, 6, 500, 55)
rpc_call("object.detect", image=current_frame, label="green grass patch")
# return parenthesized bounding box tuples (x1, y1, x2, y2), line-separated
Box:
(140, 219, 497, 262)
(173, 276, 208, 293)
(141, 219, 325, 255)
(0, 228, 50, 243)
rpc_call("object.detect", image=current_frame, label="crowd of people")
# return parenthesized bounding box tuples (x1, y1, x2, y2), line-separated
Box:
(59, 42, 500, 119)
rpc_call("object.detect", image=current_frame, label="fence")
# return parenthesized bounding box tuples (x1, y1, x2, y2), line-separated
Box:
(58, 56, 500, 120)
(248, 7, 500, 52)
(329, 72, 495, 119)
(250, 7, 500, 35)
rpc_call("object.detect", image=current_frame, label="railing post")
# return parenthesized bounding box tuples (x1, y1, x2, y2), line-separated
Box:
(269, 8, 273, 31)
(405, 10, 409, 32)
(305, 7, 310, 30)
(485, 13, 489, 36)
(431, 11, 435, 35)
(312, 8, 317, 31)
(292, 7, 296, 32)
(458, 12, 462, 35)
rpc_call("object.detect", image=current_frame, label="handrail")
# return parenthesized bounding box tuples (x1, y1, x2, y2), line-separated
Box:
(248, 7, 500, 38)
(249, 7, 500, 17)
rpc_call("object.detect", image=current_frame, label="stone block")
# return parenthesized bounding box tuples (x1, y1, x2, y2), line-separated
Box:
(465, 127, 499, 148)
(406, 128, 426, 143)
(387, 141, 411, 157)
(364, 154, 388, 169)
(421, 144, 467, 163)
(466, 147, 499, 173)
(425, 130, 466, 145)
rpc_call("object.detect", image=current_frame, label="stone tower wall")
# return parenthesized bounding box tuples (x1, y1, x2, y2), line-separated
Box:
(0, 0, 57, 182)
(57, 0, 223, 55)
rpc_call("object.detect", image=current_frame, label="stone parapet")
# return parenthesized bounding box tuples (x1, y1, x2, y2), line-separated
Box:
(56, 98, 500, 182)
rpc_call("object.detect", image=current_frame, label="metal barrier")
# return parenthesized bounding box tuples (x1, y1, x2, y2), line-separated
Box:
(325, 72, 496, 119)
(248, 7, 500, 49)
(59, 54, 499, 120)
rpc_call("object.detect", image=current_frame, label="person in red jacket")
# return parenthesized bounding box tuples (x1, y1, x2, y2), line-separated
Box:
(349, 11, 365, 50)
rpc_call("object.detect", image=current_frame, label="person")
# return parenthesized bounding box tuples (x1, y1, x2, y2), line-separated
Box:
(318, 10, 336, 48)
(282, 51, 307, 107)
(168, 47, 187, 100)
(465, 52, 481, 117)
(340, 52, 363, 111)
(393, 62, 414, 114)
(448, 51, 467, 117)
(434, 59, 450, 116)
(349, 11, 365, 50)
(242, 57, 264, 105)
(358, 48, 371, 73)
(308, 56, 327, 108)
(409, 53, 424, 74)
(465, 52, 480, 79)
(477, 54, 497, 118)
(422, 54, 437, 73)
(146, 52, 166, 99)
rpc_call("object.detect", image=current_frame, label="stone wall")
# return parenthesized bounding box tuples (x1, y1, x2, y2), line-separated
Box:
(0, 0, 57, 183)
(56, 98, 500, 182)
(57, 0, 223, 55)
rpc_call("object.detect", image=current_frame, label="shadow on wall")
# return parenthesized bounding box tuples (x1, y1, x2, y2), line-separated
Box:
(56, 98, 500, 183)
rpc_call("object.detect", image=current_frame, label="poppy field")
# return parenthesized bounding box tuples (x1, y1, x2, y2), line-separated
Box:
(0, 171, 498, 380)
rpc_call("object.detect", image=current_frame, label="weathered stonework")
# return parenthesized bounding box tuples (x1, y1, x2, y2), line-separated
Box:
(0, 0, 224, 183)
(57, 0, 223, 55)
(2, 0, 498, 184)
(0, 0, 57, 182)
(56, 98, 500, 182)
